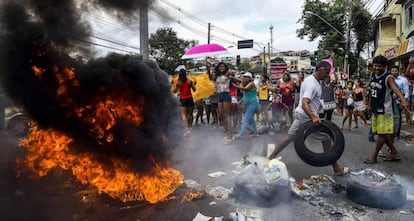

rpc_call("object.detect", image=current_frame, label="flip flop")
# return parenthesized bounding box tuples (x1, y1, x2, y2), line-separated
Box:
(383, 155, 401, 162)
(364, 158, 377, 164)
(378, 151, 387, 158)
(334, 167, 350, 176)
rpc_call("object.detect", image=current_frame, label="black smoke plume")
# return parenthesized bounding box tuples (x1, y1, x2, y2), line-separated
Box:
(0, 0, 182, 172)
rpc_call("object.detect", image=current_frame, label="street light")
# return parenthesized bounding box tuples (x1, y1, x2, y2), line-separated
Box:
(304, 10, 349, 74)
(304, 11, 344, 37)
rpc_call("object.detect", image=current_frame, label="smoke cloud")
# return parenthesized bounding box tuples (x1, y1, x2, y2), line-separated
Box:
(0, 0, 182, 172)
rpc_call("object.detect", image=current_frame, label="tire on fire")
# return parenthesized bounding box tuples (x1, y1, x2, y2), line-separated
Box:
(346, 175, 406, 209)
(294, 120, 344, 167)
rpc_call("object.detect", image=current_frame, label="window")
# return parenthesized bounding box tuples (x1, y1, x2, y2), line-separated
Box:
(406, 3, 414, 28)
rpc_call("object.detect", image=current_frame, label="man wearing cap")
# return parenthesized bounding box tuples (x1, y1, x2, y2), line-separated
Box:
(269, 61, 347, 175)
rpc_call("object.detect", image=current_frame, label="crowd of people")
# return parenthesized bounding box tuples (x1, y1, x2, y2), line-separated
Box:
(172, 62, 305, 144)
(172, 55, 414, 172)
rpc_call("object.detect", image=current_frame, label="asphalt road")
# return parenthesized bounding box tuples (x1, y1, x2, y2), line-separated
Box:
(2, 113, 414, 220)
(170, 113, 414, 220)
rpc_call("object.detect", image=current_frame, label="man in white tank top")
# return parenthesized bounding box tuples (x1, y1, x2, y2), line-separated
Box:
(269, 61, 347, 175)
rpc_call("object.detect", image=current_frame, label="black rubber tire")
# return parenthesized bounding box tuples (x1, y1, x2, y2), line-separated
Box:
(294, 120, 345, 167)
(7, 114, 30, 138)
(346, 175, 406, 209)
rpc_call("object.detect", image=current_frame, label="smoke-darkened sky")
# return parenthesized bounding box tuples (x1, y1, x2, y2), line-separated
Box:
(0, 0, 182, 172)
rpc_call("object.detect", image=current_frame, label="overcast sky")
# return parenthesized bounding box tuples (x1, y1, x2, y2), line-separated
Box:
(90, 0, 383, 58)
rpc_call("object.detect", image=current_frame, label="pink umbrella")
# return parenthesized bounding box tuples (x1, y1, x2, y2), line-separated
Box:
(181, 43, 229, 59)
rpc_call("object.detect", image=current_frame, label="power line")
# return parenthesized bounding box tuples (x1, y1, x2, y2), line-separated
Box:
(159, 0, 251, 40)
(76, 38, 139, 54)
(84, 13, 140, 36)
(151, 8, 208, 39)
(158, 0, 208, 27)
(91, 35, 140, 50)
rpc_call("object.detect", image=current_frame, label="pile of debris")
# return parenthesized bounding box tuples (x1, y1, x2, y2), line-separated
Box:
(232, 157, 290, 207)
(291, 174, 345, 199)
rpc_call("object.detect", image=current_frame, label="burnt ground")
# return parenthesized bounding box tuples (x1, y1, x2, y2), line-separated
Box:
(2, 113, 414, 221)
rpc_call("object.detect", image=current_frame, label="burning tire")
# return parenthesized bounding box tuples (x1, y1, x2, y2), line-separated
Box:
(294, 120, 345, 167)
(346, 171, 407, 209)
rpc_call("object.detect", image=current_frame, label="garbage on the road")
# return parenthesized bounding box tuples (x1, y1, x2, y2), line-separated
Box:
(209, 201, 216, 206)
(208, 171, 226, 178)
(208, 186, 231, 200)
(263, 159, 289, 185)
(399, 210, 409, 215)
(291, 174, 344, 199)
(346, 169, 407, 209)
(232, 157, 290, 207)
(185, 179, 203, 189)
(192, 212, 223, 221)
(229, 208, 263, 221)
(180, 180, 205, 202)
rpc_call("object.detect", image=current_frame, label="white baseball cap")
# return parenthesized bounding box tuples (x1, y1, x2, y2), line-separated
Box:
(175, 65, 186, 72)
(242, 72, 253, 78)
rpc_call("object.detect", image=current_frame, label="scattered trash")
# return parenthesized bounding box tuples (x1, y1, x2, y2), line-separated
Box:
(208, 171, 226, 178)
(263, 159, 288, 185)
(232, 157, 290, 207)
(407, 193, 414, 201)
(192, 212, 223, 221)
(229, 208, 263, 221)
(208, 186, 231, 200)
(181, 179, 205, 202)
(209, 201, 216, 206)
(400, 210, 409, 215)
(185, 179, 202, 189)
(291, 174, 343, 199)
(242, 155, 251, 165)
(231, 161, 242, 166)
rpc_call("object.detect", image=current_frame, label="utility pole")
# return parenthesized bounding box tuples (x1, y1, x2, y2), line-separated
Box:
(269, 25, 274, 58)
(344, 0, 352, 75)
(207, 23, 211, 44)
(263, 46, 266, 75)
(139, 6, 149, 59)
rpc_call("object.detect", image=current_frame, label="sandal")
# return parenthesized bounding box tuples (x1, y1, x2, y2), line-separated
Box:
(378, 151, 387, 158)
(223, 137, 233, 144)
(233, 135, 242, 140)
(183, 131, 191, 136)
(334, 167, 350, 176)
(364, 158, 377, 164)
(383, 154, 401, 162)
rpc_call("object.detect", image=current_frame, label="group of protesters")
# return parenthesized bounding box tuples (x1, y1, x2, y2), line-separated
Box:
(173, 55, 414, 174)
(172, 62, 308, 144)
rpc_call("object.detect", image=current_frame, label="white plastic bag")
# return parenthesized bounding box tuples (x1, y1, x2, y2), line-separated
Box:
(263, 159, 289, 186)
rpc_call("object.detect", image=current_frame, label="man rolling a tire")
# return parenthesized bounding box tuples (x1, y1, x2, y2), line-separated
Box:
(268, 61, 348, 176)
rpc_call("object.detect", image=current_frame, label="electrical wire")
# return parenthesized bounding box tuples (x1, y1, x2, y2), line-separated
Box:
(151, 8, 208, 39)
(76, 38, 139, 54)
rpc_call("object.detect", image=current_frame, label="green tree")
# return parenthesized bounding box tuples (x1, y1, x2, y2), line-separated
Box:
(297, 0, 373, 76)
(149, 28, 197, 74)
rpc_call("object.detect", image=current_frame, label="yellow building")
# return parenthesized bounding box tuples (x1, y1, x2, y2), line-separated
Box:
(376, 0, 414, 65)
(374, 0, 402, 58)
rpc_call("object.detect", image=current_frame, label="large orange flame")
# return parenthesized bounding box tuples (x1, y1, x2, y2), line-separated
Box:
(21, 65, 185, 203)
(18, 126, 184, 203)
